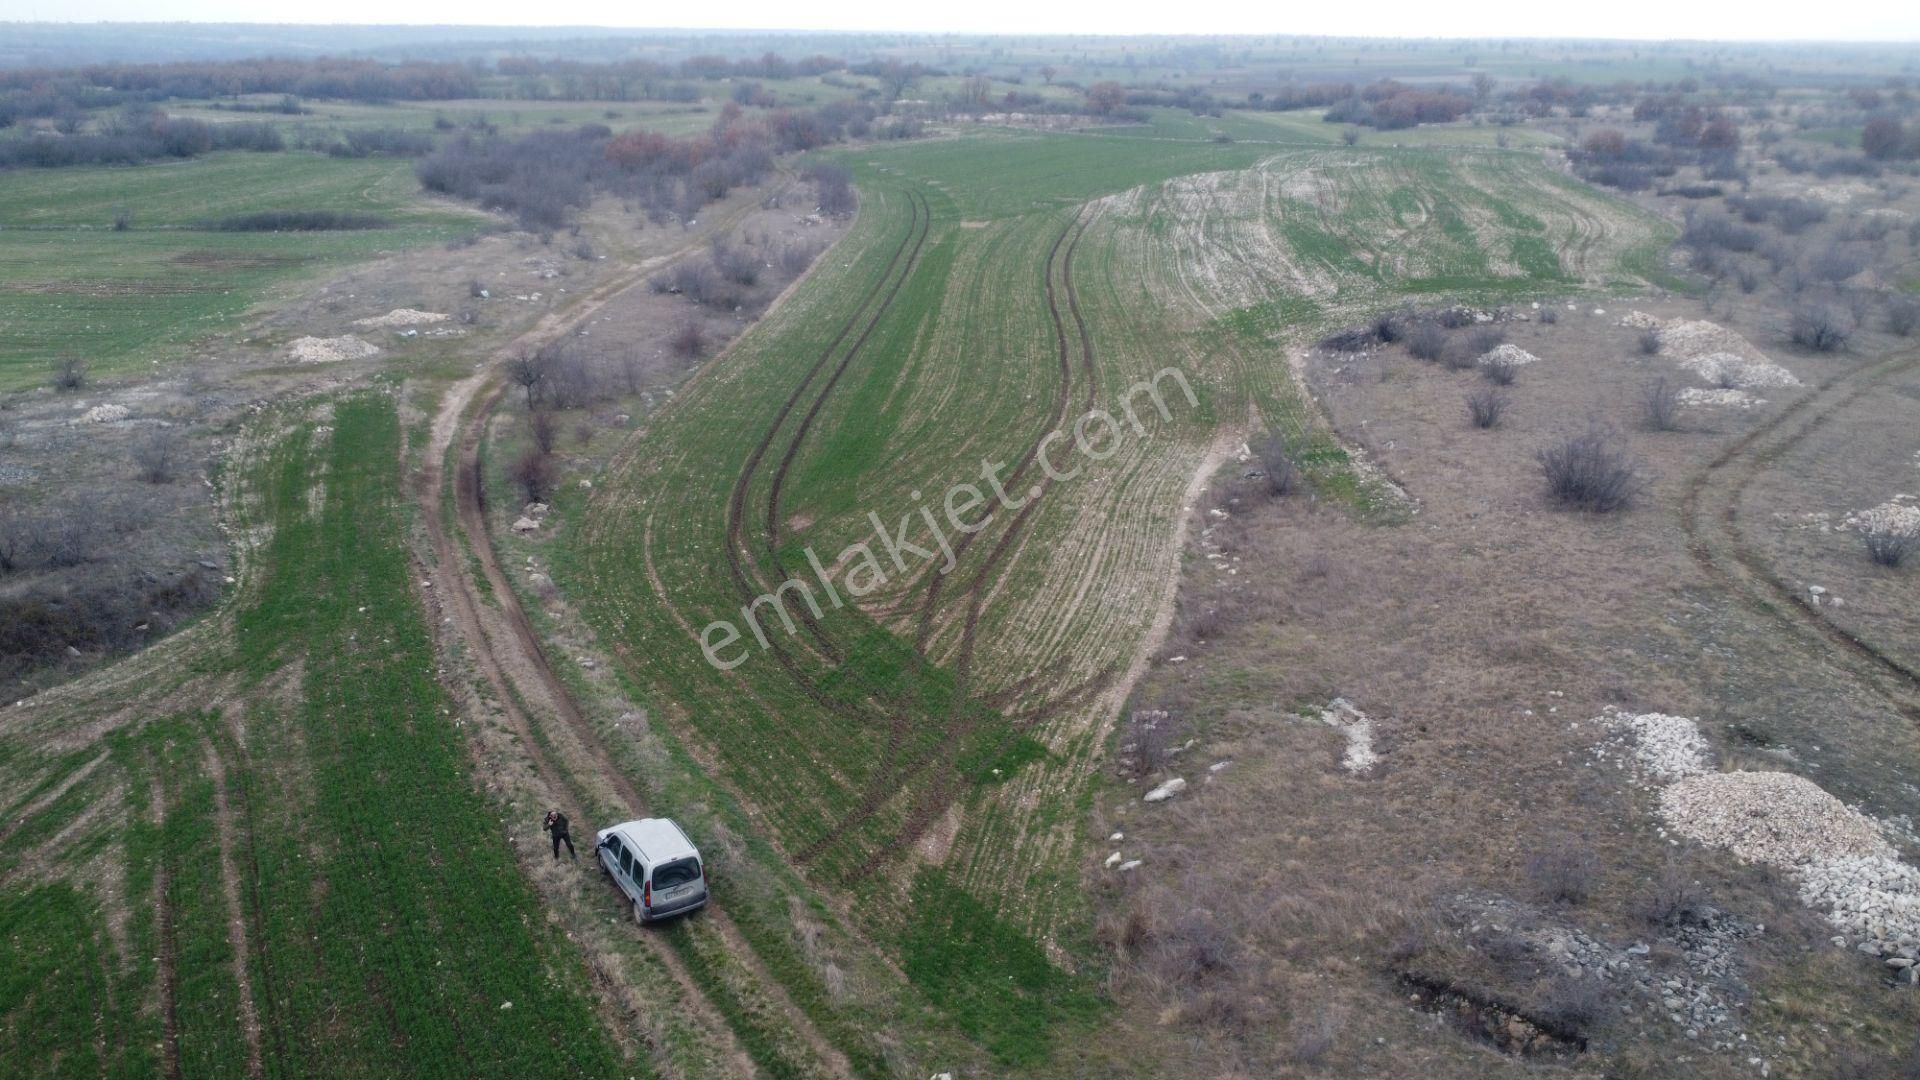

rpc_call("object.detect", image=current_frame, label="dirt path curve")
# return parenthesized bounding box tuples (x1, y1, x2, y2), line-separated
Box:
(1681, 347, 1920, 718)
(419, 185, 854, 1080)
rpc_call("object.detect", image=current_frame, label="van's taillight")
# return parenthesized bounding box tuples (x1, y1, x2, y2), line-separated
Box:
(643, 881, 651, 908)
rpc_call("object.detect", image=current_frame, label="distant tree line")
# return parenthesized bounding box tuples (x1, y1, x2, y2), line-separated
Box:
(418, 99, 890, 231)
(0, 57, 479, 103)
(0, 106, 282, 168)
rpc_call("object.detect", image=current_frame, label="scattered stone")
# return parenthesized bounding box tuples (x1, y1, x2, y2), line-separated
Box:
(288, 335, 380, 364)
(1143, 777, 1187, 803)
(511, 516, 540, 533)
(1318, 696, 1379, 773)
(353, 308, 448, 328)
(77, 403, 129, 424)
(1104, 851, 1122, 868)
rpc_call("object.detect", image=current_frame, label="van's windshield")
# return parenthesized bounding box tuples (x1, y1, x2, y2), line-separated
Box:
(652, 858, 700, 888)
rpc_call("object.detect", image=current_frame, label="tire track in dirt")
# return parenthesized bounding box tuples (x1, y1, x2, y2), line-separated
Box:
(423, 187, 855, 1079)
(1681, 347, 1920, 717)
(203, 738, 266, 1080)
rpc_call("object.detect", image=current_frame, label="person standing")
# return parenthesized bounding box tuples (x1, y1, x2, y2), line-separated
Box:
(543, 809, 575, 861)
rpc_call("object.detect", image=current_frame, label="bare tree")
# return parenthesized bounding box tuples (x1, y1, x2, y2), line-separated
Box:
(506, 353, 544, 406)
(1341, 127, 1361, 146)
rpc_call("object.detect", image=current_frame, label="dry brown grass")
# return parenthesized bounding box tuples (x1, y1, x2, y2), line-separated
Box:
(1090, 297, 1920, 1077)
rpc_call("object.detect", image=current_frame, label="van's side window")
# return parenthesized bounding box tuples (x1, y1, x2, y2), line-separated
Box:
(619, 849, 635, 879)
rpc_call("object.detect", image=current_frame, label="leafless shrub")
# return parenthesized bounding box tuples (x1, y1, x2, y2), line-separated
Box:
(1437, 307, 1475, 329)
(1790, 304, 1851, 352)
(1538, 307, 1559, 325)
(1097, 892, 1155, 960)
(671, 318, 707, 359)
(1643, 377, 1682, 432)
(1538, 430, 1643, 512)
(1888, 296, 1920, 338)
(570, 239, 596, 261)
(1531, 974, 1611, 1036)
(468, 278, 488, 298)
(509, 450, 556, 503)
(1406, 322, 1448, 362)
(1481, 356, 1518, 386)
(1466, 387, 1509, 428)
(1155, 909, 1240, 986)
(778, 240, 822, 276)
(112, 206, 131, 231)
(1255, 435, 1297, 497)
(1525, 842, 1599, 906)
(456, 306, 479, 325)
(131, 430, 184, 484)
(1289, 1005, 1345, 1065)
(1637, 862, 1710, 927)
(710, 241, 760, 286)
(1467, 327, 1505, 356)
(1637, 328, 1662, 355)
(50, 355, 89, 391)
(529, 409, 558, 454)
(1863, 525, 1918, 568)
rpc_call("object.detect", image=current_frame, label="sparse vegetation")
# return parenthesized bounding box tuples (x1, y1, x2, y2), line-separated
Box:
(1466, 387, 1509, 428)
(1538, 429, 1643, 512)
(1642, 376, 1682, 432)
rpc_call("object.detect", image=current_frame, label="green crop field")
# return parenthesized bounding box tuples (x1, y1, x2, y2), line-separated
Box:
(561, 128, 1670, 1065)
(0, 392, 622, 1077)
(0, 153, 483, 389)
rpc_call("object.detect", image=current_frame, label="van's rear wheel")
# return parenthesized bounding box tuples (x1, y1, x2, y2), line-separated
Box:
(631, 898, 646, 924)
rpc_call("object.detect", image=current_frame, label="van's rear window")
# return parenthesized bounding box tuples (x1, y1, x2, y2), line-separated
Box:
(653, 858, 700, 888)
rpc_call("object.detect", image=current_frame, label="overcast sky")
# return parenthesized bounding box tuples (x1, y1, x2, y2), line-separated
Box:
(10, 1, 1919, 42)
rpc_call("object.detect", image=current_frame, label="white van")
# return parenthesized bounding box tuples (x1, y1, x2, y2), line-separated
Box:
(594, 818, 708, 922)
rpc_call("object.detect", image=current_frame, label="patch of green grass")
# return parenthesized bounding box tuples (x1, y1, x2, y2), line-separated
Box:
(901, 868, 1099, 1068)
(0, 153, 483, 389)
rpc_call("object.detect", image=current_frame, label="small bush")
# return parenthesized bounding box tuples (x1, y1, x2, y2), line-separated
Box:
(468, 278, 488, 298)
(1864, 526, 1917, 568)
(1372, 311, 1405, 344)
(1318, 326, 1376, 353)
(529, 409, 558, 455)
(711, 241, 760, 286)
(1466, 387, 1509, 428)
(778, 241, 822, 276)
(1538, 430, 1643, 512)
(1790, 305, 1851, 352)
(1466, 327, 1505, 356)
(1406, 322, 1448, 362)
(1643, 377, 1682, 432)
(1256, 435, 1298, 496)
(1538, 307, 1559, 325)
(1637, 863, 1710, 927)
(50, 355, 88, 391)
(509, 450, 556, 503)
(1525, 843, 1599, 906)
(131, 430, 184, 484)
(1637, 328, 1662, 355)
(670, 318, 707, 359)
(1437, 307, 1475, 329)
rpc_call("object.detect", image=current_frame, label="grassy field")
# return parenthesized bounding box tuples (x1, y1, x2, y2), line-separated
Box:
(0, 153, 483, 389)
(561, 128, 1670, 1066)
(0, 392, 622, 1077)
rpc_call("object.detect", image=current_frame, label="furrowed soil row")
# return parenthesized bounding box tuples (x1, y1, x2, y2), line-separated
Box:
(202, 737, 267, 1080)
(1681, 347, 1920, 717)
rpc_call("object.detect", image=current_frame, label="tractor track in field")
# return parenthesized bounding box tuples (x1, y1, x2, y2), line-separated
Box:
(203, 738, 267, 1080)
(420, 181, 855, 1080)
(1680, 346, 1920, 720)
(150, 767, 184, 1080)
(784, 205, 1114, 879)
